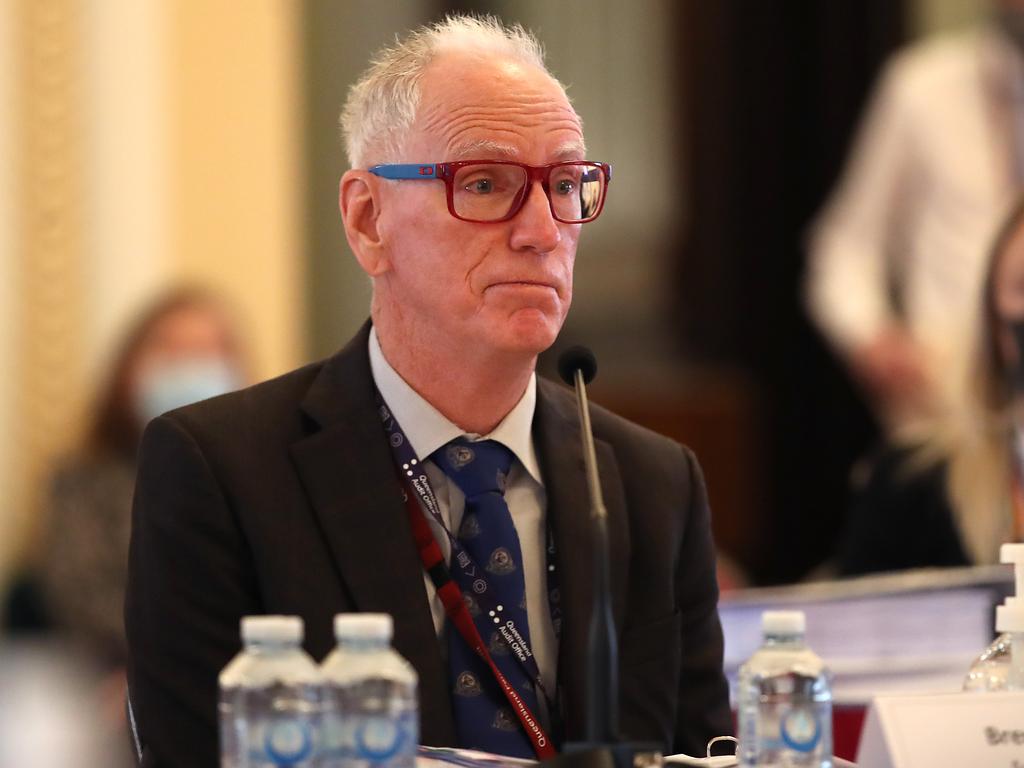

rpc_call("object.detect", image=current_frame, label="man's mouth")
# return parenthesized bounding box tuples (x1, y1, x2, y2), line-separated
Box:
(489, 280, 556, 290)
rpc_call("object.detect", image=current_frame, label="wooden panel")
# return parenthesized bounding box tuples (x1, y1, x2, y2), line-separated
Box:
(589, 369, 764, 577)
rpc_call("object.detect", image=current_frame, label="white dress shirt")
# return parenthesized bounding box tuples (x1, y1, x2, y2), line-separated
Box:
(367, 327, 557, 699)
(807, 27, 1021, 401)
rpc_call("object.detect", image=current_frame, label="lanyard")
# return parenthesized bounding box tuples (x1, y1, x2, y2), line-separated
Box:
(376, 395, 562, 677)
(400, 486, 555, 759)
(375, 393, 559, 757)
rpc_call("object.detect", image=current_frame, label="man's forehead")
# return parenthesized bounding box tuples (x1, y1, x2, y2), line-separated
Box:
(411, 52, 585, 160)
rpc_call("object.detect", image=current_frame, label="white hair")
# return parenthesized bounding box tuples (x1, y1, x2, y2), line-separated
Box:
(340, 14, 561, 169)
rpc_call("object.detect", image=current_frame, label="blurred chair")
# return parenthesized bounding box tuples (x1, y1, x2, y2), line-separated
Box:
(0, 640, 133, 768)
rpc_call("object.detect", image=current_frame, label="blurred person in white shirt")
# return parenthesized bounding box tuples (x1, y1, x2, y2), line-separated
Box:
(807, 1, 1024, 434)
(839, 198, 1024, 574)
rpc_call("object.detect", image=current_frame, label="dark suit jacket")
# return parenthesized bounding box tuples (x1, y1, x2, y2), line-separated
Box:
(125, 323, 731, 767)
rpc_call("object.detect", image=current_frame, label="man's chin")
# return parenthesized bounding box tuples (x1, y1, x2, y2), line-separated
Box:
(494, 311, 563, 356)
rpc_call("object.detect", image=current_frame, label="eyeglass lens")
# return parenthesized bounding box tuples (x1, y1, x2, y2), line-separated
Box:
(451, 163, 605, 222)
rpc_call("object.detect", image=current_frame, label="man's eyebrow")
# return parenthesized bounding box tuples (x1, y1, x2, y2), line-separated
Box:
(446, 139, 588, 161)
(447, 139, 519, 160)
(551, 142, 587, 161)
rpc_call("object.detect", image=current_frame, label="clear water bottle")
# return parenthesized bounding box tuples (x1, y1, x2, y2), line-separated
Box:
(219, 615, 326, 767)
(964, 633, 1017, 691)
(964, 544, 1024, 692)
(320, 613, 418, 768)
(737, 610, 833, 768)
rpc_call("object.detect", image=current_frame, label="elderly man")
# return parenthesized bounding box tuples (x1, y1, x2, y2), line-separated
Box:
(125, 15, 730, 767)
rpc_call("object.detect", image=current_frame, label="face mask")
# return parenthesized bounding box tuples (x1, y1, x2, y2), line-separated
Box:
(997, 8, 1024, 56)
(134, 358, 242, 425)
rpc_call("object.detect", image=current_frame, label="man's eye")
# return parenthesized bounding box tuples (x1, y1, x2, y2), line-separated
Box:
(465, 178, 494, 194)
(555, 179, 576, 195)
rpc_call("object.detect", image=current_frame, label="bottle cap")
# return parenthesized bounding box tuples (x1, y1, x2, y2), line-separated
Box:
(995, 543, 1024, 634)
(334, 612, 393, 641)
(762, 610, 805, 636)
(240, 615, 303, 644)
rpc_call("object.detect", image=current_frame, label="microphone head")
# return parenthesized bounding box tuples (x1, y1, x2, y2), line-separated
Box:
(557, 346, 598, 386)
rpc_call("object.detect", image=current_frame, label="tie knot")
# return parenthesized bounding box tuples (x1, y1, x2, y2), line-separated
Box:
(432, 438, 514, 499)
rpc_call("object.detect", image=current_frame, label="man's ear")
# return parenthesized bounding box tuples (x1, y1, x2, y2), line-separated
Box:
(340, 170, 390, 276)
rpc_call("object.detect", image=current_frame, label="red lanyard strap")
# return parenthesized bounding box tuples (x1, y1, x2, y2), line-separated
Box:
(375, 391, 560, 691)
(400, 487, 557, 759)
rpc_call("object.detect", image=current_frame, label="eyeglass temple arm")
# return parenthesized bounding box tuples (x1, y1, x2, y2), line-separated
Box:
(367, 163, 442, 179)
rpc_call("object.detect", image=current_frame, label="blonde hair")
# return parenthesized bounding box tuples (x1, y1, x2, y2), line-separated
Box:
(340, 14, 556, 169)
(918, 198, 1024, 563)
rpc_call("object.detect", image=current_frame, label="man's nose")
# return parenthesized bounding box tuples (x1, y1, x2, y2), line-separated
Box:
(509, 181, 561, 253)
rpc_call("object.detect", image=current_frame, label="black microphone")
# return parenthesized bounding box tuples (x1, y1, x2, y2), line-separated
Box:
(557, 346, 618, 746)
(557, 346, 598, 388)
(548, 352, 690, 768)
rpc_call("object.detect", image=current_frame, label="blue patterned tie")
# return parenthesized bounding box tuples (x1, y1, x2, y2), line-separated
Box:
(432, 437, 540, 758)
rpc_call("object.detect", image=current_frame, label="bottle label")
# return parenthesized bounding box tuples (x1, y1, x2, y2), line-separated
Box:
(354, 714, 409, 761)
(247, 717, 320, 766)
(739, 700, 829, 765)
(779, 706, 822, 753)
(322, 710, 417, 766)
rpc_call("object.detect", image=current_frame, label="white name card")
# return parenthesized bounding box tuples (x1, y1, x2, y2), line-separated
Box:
(857, 690, 1024, 767)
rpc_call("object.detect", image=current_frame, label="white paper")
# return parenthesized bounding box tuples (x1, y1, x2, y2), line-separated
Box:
(857, 690, 1024, 767)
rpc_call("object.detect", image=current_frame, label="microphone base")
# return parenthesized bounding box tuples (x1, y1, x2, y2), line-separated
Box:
(545, 742, 663, 768)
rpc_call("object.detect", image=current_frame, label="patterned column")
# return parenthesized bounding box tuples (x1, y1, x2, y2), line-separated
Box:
(7, 0, 87, 571)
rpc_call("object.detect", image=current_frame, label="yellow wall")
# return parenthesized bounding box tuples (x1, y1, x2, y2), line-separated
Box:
(168, 1, 303, 379)
(0, 0, 304, 581)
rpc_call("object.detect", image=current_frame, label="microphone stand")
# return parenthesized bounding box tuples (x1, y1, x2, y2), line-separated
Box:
(546, 357, 661, 768)
(572, 367, 618, 745)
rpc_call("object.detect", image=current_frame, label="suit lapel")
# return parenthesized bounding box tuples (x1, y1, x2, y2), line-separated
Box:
(288, 323, 456, 745)
(534, 378, 629, 741)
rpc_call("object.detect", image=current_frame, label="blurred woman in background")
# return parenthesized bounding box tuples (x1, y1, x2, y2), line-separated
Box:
(39, 287, 247, 666)
(26, 287, 247, 677)
(839, 200, 1024, 575)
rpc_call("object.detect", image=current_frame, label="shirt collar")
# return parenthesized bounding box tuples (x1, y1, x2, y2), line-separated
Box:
(368, 326, 543, 484)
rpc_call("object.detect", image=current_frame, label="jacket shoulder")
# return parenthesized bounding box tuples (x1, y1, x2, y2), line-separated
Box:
(156, 358, 327, 448)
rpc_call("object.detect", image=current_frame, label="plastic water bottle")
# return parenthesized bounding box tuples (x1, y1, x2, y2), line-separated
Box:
(964, 544, 1024, 692)
(964, 633, 1016, 691)
(320, 613, 418, 768)
(219, 615, 326, 767)
(738, 610, 833, 767)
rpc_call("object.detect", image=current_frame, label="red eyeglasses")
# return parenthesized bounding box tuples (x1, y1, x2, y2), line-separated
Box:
(368, 160, 611, 223)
